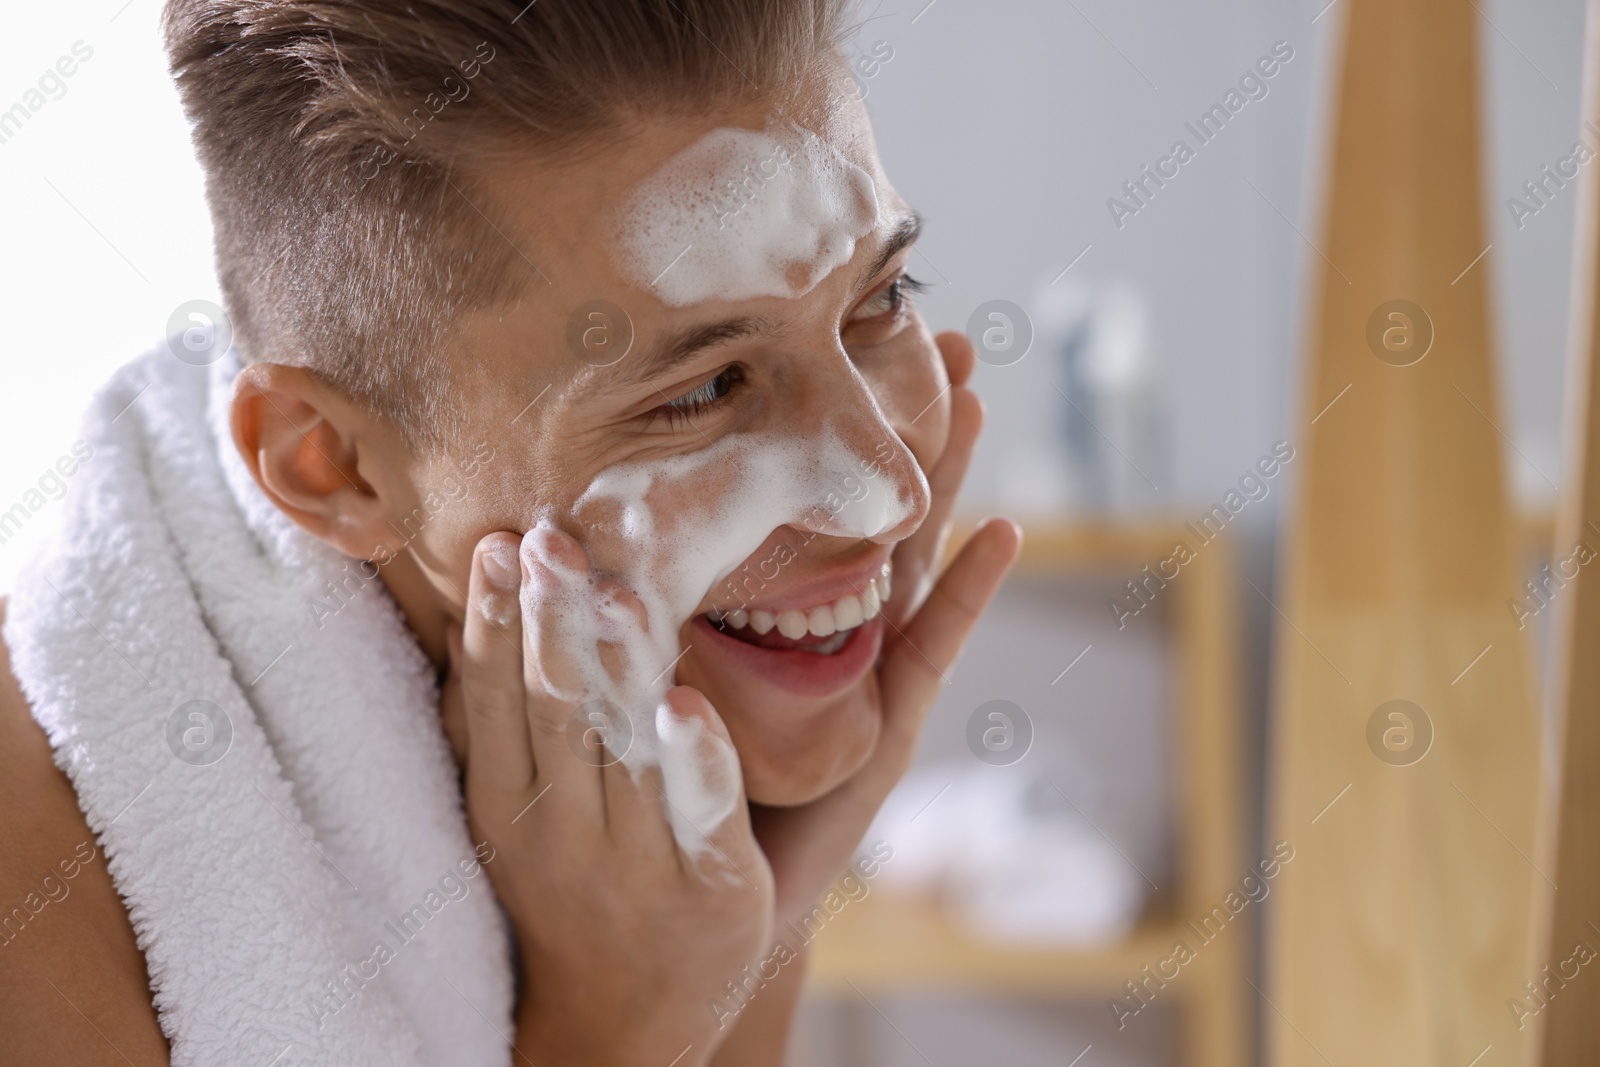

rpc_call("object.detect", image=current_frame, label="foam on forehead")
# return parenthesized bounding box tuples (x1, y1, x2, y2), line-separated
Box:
(616, 121, 880, 307)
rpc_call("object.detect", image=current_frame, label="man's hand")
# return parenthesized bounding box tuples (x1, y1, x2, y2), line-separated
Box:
(441, 525, 774, 1067)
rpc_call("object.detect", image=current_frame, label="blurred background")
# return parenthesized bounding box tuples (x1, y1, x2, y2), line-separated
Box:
(0, 1, 1586, 1064)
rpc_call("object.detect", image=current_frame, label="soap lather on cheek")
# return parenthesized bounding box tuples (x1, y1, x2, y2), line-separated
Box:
(616, 121, 880, 307)
(528, 431, 916, 860)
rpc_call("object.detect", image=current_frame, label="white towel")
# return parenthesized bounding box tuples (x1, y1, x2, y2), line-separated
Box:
(868, 761, 1145, 947)
(3, 346, 514, 1066)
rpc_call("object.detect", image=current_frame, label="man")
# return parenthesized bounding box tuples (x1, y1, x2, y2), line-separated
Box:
(0, 2, 1018, 1062)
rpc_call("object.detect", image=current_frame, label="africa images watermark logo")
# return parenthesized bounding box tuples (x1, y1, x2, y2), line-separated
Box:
(305, 842, 498, 1031)
(1108, 441, 1295, 629)
(304, 440, 497, 632)
(0, 40, 94, 149)
(1105, 40, 1295, 230)
(707, 841, 894, 1030)
(356, 42, 496, 183)
(1109, 841, 1296, 1029)
(0, 440, 94, 548)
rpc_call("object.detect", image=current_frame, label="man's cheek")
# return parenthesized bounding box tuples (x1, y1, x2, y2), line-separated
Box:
(564, 461, 740, 579)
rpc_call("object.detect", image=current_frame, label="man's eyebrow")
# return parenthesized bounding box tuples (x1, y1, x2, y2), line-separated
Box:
(857, 210, 924, 293)
(605, 316, 771, 394)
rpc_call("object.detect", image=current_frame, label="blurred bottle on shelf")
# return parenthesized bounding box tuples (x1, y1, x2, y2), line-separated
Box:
(1037, 281, 1169, 518)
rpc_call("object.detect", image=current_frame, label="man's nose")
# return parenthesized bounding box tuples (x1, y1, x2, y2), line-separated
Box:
(788, 368, 930, 545)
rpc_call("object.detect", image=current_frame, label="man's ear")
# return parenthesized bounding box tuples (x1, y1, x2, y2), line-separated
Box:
(229, 362, 408, 561)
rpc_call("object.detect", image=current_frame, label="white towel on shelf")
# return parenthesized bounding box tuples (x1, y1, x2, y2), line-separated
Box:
(3, 345, 514, 1067)
(868, 761, 1145, 947)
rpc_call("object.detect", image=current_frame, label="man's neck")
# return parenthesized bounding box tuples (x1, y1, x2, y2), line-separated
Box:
(378, 548, 453, 673)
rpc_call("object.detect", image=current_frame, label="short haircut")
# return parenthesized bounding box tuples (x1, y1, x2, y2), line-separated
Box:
(163, 0, 850, 452)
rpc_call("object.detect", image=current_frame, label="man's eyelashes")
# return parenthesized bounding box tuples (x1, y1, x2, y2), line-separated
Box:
(650, 363, 747, 428)
(851, 272, 929, 323)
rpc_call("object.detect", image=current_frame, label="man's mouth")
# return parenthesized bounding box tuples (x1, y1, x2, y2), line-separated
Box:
(704, 560, 892, 655)
(687, 555, 892, 697)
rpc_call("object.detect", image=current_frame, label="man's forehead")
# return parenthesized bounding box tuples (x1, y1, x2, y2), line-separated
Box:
(480, 67, 885, 257)
(466, 72, 899, 366)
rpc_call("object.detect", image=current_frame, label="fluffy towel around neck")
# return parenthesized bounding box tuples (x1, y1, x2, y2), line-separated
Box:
(3, 347, 514, 1066)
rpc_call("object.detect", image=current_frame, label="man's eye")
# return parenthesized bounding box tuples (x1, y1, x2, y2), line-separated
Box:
(650, 364, 745, 428)
(850, 272, 929, 323)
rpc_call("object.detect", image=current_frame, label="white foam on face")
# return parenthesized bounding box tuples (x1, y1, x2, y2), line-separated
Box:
(655, 700, 742, 854)
(616, 122, 880, 307)
(519, 429, 921, 861)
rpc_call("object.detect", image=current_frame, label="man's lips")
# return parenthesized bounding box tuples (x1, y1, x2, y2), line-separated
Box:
(691, 613, 884, 697)
(688, 547, 894, 696)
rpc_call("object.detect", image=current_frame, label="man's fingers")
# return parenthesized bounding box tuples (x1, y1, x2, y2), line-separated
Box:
(517, 525, 608, 822)
(459, 533, 535, 795)
(888, 384, 984, 626)
(519, 524, 590, 702)
(600, 755, 679, 867)
(934, 386, 984, 496)
(654, 686, 768, 889)
(880, 518, 1021, 755)
(935, 329, 977, 389)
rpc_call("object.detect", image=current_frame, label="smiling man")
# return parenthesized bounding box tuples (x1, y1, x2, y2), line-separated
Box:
(0, 2, 1018, 1064)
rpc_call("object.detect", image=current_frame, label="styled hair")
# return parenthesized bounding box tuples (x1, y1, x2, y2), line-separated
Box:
(163, 0, 850, 451)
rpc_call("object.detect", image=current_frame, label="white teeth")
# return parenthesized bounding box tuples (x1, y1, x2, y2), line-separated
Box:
(776, 609, 810, 640)
(710, 561, 892, 644)
(861, 581, 881, 619)
(813, 629, 851, 655)
(808, 603, 837, 638)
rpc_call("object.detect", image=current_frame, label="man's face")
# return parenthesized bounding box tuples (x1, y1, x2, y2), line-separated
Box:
(397, 67, 951, 806)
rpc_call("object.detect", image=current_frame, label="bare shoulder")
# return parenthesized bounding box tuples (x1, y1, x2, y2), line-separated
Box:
(0, 597, 170, 1064)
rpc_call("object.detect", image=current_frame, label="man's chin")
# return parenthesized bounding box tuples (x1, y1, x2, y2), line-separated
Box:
(741, 711, 881, 806)
(677, 657, 883, 807)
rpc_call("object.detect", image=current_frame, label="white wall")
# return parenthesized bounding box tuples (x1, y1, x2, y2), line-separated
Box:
(0, 3, 219, 589)
(1481, 0, 1587, 504)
